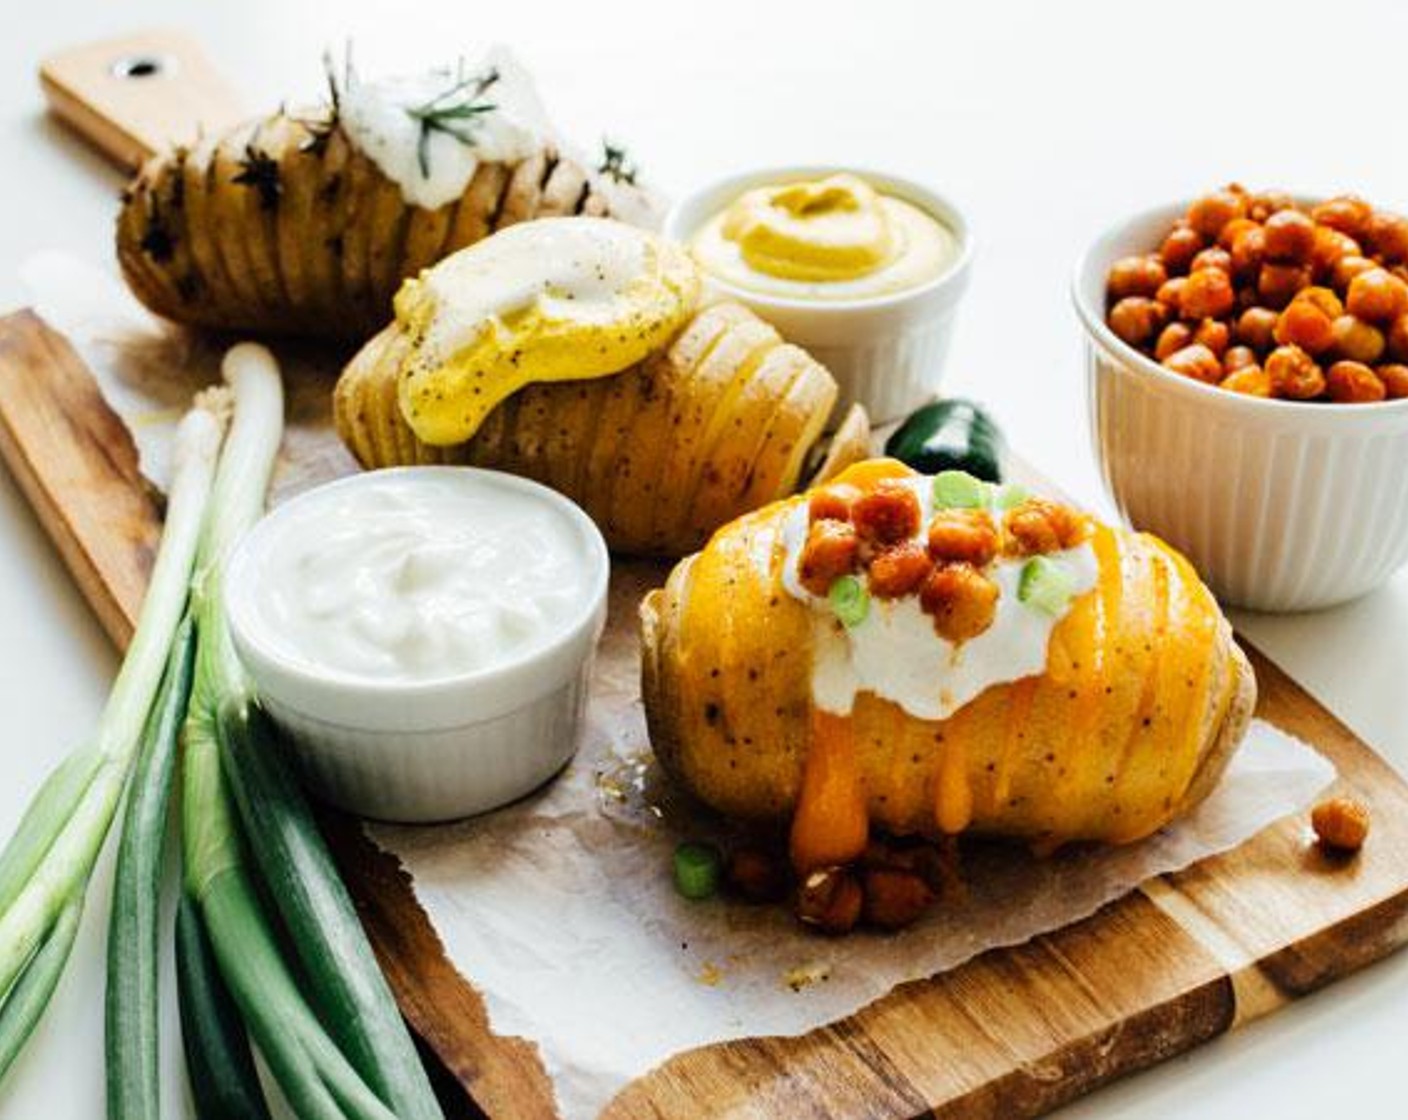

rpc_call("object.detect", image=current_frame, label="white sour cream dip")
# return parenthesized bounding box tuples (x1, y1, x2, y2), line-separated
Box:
(239, 470, 601, 683)
(775, 477, 1098, 721)
(339, 45, 552, 210)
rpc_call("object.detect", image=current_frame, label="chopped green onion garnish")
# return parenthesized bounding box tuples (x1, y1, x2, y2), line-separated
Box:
(673, 842, 722, 901)
(828, 575, 870, 628)
(931, 470, 988, 509)
(992, 483, 1030, 511)
(1018, 556, 1077, 616)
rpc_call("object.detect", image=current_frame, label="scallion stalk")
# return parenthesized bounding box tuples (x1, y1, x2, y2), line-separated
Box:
(0, 403, 223, 1082)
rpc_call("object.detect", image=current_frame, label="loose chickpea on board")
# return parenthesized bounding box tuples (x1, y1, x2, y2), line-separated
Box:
(1105, 185, 1408, 402)
(1312, 798, 1371, 854)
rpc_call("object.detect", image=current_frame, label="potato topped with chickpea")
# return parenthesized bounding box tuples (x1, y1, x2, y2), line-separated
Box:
(1105, 184, 1408, 404)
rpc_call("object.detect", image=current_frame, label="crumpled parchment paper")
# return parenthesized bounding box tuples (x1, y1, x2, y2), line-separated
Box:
(20, 252, 1336, 1120)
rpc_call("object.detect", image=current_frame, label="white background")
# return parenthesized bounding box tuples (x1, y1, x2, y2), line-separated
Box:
(2, 1, 1406, 1116)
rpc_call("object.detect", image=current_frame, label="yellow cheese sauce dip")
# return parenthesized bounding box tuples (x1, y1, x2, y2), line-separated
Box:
(690, 173, 958, 302)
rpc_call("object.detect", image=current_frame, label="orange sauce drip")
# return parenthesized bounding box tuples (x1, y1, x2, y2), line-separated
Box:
(933, 736, 973, 835)
(790, 709, 870, 874)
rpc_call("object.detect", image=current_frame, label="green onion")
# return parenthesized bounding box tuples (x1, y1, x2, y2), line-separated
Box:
(673, 842, 722, 900)
(0, 403, 222, 1085)
(105, 615, 196, 1120)
(175, 894, 272, 1120)
(1018, 556, 1077, 616)
(217, 702, 441, 1119)
(828, 575, 870, 628)
(180, 343, 441, 1120)
(992, 483, 1030, 511)
(931, 470, 988, 510)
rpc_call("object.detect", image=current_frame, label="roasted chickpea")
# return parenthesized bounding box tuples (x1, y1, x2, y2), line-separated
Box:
(1181, 268, 1237, 319)
(1311, 797, 1370, 853)
(1229, 226, 1266, 278)
(1217, 217, 1260, 250)
(1261, 208, 1316, 264)
(1310, 226, 1360, 278)
(1325, 361, 1387, 404)
(1236, 306, 1279, 351)
(1187, 190, 1246, 240)
(1108, 296, 1167, 348)
(1274, 299, 1336, 354)
(851, 481, 922, 545)
(1193, 318, 1231, 356)
(1159, 226, 1203, 275)
(1155, 276, 1187, 312)
(1107, 255, 1168, 301)
(1294, 286, 1344, 319)
(1376, 363, 1408, 399)
(1162, 343, 1224, 384)
(1190, 247, 1232, 275)
(1154, 321, 1193, 361)
(926, 508, 1000, 567)
(1346, 268, 1408, 324)
(796, 867, 863, 933)
(1388, 313, 1408, 362)
(1220, 365, 1271, 396)
(1331, 315, 1386, 365)
(1364, 212, 1408, 264)
(808, 484, 857, 524)
(798, 520, 860, 596)
(860, 867, 936, 930)
(1312, 196, 1374, 239)
(1266, 344, 1326, 399)
(1331, 254, 1378, 293)
(1222, 345, 1257, 374)
(1258, 262, 1311, 308)
(1248, 190, 1295, 222)
(867, 541, 933, 599)
(1002, 499, 1090, 555)
(919, 563, 1000, 644)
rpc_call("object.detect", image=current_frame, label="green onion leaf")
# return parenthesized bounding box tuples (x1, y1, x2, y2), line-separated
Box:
(673, 843, 722, 901)
(1018, 556, 1077, 616)
(931, 470, 989, 510)
(828, 575, 870, 628)
(992, 483, 1030, 511)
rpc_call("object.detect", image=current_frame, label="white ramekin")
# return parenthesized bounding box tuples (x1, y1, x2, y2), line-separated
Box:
(1075, 199, 1408, 613)
(224, 467, 609, 822)
(665, 165, 973, 425)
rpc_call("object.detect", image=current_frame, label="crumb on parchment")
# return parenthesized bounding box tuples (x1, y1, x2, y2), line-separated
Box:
(782, 961, 832, 993)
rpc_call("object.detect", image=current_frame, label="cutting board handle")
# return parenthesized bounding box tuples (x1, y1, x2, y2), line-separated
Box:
(40, 30, 245, 171)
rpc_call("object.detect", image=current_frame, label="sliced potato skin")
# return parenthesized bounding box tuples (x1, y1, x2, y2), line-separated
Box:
(332, 301, 857, 556)
(116, 110, 656, 338)
(639, 507, 1256, 845)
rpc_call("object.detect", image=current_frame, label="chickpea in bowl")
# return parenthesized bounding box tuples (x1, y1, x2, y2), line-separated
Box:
(1073, 188, 1408, 612)
(1103, 185, 1408, 405)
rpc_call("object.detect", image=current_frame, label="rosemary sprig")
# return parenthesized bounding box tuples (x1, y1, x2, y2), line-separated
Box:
(598, 139, 638, 186)
(405, 67, 499, 180)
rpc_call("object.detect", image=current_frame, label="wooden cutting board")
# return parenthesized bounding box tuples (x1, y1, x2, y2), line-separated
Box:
(16, 30, 1408, 1118)
(4, 308, 1408, 1119)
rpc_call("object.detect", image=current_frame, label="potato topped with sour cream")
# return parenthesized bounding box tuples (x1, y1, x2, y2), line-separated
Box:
(393, 217, 701, 446)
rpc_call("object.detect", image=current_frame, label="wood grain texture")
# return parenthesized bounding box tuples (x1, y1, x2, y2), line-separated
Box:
(1, 307, 1406, 1119)
(40, 31, 244, 169)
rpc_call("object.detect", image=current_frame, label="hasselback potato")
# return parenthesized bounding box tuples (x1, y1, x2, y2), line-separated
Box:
(641, 460, 1255, 854)
(116, 92, 654, 338)
(335, 301, 861, 555)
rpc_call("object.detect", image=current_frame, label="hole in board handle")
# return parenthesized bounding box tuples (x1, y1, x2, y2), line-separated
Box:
(110, 54, 177, 80)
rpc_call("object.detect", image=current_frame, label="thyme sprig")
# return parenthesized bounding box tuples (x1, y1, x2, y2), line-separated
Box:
(598, 139, 638, 186)
(406, 66, 500, 180)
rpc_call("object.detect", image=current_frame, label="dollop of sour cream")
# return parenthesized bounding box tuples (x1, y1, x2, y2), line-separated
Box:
(775, 477, 1098, 721)
(339, 45, 552, 210)
(245, 472, 594, 683)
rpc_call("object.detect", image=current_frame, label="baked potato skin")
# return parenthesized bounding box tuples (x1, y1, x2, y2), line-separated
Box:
(116, 111, 650, 339)
(640, 498, 1256, 847)
(333, 301, 856, 556)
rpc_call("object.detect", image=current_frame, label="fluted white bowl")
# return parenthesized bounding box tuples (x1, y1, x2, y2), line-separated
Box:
(1075, 200, 1408, 613)
(666, 165, 973, 425)
(225, 467, 609, 822)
